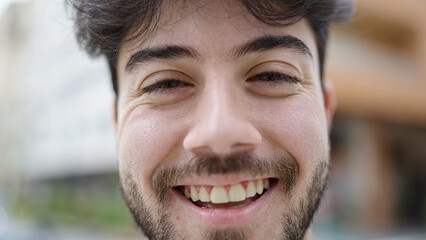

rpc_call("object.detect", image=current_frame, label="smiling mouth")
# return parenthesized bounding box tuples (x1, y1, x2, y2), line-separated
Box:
(175, 178, 277, 209)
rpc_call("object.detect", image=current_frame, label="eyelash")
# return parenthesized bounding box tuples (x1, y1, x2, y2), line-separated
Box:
(142, 79, 191, 94)
(141, 72, 299, 94)
(247, 72, 300, 84)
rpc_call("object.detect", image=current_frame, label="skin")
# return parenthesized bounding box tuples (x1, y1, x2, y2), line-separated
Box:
(114, 0, 336, 239)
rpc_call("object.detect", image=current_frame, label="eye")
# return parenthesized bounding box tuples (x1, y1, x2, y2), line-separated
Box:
(247, 72, 300, 84)
(142, 79, 192, 94)
(245, 70, 302, 97)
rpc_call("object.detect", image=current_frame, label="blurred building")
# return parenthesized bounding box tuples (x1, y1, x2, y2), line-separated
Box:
(0, 0, 116, 181)
(321, 0, 426, 235)
(0, 1, 123, 238)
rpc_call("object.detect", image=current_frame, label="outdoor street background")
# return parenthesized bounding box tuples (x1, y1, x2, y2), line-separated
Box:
(1, 0, 425, 239)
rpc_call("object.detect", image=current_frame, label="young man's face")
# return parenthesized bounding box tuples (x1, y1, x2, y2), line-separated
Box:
(115, 1, 334, 239)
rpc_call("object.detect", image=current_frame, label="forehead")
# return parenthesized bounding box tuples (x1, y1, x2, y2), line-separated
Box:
(118, 0, 318, 70)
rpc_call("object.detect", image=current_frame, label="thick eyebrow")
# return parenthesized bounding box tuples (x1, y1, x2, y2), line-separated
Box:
(125, 35, 311, 72)
(125, 45, 199, 72)
(232, 35, 312, 60)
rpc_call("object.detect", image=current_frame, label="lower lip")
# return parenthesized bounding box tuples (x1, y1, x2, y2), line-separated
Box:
(172, 182, 276, 227)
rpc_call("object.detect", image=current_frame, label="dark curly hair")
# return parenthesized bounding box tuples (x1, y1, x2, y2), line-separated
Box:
(67, 0, 354, 94)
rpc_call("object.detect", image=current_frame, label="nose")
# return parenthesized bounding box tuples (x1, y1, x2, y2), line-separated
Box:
(183, 82, 262, 156)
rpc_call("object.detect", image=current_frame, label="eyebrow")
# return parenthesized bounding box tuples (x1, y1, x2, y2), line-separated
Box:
(232, 35, 312, 59)
(125, 45, 199, 72)
(125, 35, 312, 72)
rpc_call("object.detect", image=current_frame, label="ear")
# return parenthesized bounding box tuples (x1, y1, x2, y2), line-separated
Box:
(323, 78, 337, 132)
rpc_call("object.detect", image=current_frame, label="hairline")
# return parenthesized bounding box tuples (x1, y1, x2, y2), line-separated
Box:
(105, 2, 341, 96)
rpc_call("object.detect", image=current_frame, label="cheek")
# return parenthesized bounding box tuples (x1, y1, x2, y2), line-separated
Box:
(117, 106, 189, 186)
(255, 97, 329, 172)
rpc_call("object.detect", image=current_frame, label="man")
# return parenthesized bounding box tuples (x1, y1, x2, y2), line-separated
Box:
(69, 0, 353, 239)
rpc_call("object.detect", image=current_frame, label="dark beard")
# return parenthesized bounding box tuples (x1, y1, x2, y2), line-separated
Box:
(120, 176, 175, 239)
(119, 153, 329, 240)
(279, 161, 329, 240)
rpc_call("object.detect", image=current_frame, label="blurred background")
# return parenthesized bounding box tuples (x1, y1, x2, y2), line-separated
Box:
(0, 0, 425, 239)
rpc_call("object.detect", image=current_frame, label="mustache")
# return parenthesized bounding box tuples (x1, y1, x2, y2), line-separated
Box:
(152, 153, 299, 201)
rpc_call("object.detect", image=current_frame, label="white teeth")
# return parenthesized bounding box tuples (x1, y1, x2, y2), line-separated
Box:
(199, 187, 210, 202)
(245, 181, 256, 198)
(264, 178, 270, 190)
(210, 186, 228, 203)
(190, 185, 199, 202)
(184, 187, 190, 199)
(229, 183, 246, 202)
(185, 178, 271, 204)
(256, 179, 264, 195)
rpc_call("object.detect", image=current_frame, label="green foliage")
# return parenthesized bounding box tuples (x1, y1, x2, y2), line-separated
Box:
(12, 173, 135, 232)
